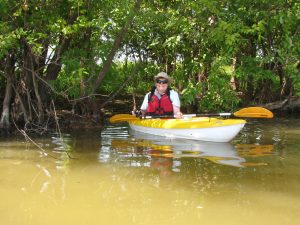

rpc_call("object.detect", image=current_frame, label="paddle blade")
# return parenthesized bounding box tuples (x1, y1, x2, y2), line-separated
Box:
(233, 107, 273, 118)
(109, 114, 138, 123)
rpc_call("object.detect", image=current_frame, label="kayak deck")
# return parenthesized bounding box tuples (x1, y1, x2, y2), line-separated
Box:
(129, 117, 245, 129)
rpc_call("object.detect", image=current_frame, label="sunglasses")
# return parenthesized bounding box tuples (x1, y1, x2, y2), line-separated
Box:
(156, 79, 168, 84)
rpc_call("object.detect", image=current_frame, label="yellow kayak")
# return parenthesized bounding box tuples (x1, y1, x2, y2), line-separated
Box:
(109, 107, 274, 142)
(128, 117, 246, 142)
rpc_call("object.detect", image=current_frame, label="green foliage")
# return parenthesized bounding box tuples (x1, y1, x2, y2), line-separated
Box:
(235, 56, 280, 92)
(98, 64, 124, 94)
(199, 65, 241, 112)
(53, 66, 88, 99)
(1, 0, 300, 116)
(287, 62, 300, 96)
(181, 82, 202, 106)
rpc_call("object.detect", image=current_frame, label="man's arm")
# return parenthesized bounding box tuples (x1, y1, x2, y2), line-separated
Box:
(140, 93, 149, 116)
(171, 91, 183, 118)
(173, 105, 183, 118)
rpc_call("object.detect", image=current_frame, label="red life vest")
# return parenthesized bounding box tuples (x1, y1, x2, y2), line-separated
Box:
(147, 88, 173, 116)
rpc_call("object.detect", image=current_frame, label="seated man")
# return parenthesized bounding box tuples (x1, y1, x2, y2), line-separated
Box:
(140, 72, 183, 118)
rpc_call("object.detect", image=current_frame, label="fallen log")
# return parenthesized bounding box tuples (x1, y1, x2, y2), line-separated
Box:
(264, 97, 300, 113)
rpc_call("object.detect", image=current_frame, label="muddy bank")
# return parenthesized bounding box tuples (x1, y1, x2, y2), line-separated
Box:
(1, 95, 136, 136)
(2, 95, 300, 137)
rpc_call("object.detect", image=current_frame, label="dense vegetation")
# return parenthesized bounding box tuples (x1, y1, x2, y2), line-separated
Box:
(0, 0, 299, 133)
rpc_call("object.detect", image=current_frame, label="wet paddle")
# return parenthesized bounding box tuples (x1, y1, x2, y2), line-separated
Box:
(109, 107, 273, 123)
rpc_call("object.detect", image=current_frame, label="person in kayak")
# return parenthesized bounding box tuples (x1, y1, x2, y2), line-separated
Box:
(140, 72, 183, 118)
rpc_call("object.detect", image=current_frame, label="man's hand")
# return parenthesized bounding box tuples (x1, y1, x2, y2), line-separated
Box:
(174, 111, 183, 119)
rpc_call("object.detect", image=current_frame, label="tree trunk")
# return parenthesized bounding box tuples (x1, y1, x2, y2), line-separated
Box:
(45, 37, 70, 81)
(0, 54, 15, 134)
(91, 0, 142, 93)
(277, 60, 292, 98)
(32, 70, 44, 124)
(40, 36, 71, 105)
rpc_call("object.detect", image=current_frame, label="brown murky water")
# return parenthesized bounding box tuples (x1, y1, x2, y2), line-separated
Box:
(0, 118, 300, 225)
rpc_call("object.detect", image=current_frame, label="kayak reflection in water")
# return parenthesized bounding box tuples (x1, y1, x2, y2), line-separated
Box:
(129, 130, 274, 167)
(103, 126, 274, 169)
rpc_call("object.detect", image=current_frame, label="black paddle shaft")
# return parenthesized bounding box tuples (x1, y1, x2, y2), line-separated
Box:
(142, 112, 232, 119)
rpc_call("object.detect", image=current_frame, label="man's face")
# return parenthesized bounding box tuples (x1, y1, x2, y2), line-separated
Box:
(155, 78, 169, 94)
